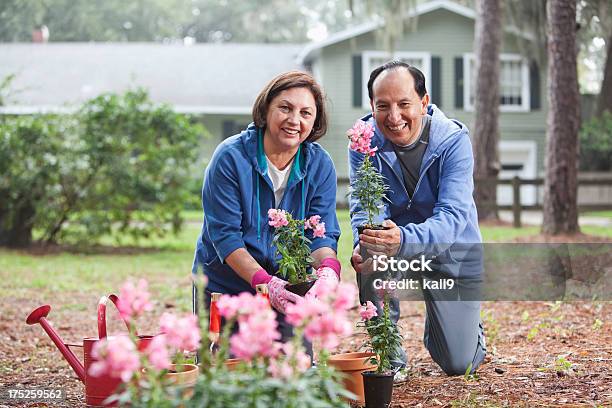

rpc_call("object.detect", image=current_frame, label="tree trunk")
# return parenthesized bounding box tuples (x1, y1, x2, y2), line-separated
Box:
(596, 28, 612, 116)
(0, 202, 35, 247)
(473, 0, 502, 220)
(542, 0, 580, 235)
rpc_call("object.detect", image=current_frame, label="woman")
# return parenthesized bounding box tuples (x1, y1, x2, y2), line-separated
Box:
(192, 71, 341, 335)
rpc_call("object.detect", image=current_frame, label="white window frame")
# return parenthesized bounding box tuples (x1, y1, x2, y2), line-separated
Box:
(463, 53, 530, 112)
(361, 51, 431, 110)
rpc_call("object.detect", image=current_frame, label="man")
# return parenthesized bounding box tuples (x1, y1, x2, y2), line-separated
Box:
(349, 61, 486, 376)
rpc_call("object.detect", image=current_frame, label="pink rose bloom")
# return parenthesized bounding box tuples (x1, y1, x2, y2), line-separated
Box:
(360, 301, 378, 320)
(313, 222, 326, 238)
(159, 312, 201, 352)
(89, 336, 140, 382)
(145, 335, 171, 370)
(268, 208, 289, 228)
(117, 279, 153, 321)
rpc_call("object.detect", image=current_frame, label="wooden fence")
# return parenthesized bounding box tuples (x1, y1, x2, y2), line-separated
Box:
(337, 177, 612, 228)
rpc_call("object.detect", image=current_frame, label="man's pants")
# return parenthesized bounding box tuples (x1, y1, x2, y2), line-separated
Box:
(357, 273, 487, 376)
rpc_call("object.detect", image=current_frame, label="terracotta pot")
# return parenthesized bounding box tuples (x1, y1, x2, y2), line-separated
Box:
(327, 352, 376, 403)
(362, 370, 394, 408)
(164, 364, 199, 397)
(224, 358, 242, 371)
(285, 279, 316, 296)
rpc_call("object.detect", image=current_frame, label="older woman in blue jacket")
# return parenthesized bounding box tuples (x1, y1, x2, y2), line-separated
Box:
(192, 71, 341, 328)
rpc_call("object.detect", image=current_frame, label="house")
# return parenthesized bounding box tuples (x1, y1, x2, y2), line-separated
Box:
(0, 0, 545, 205)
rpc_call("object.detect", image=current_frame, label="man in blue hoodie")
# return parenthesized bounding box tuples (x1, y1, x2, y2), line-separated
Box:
(349, 61, 486, 376)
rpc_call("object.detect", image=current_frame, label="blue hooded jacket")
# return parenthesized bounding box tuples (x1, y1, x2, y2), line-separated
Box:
(193, 123, 340, 295)
(349, 105, 482, 261)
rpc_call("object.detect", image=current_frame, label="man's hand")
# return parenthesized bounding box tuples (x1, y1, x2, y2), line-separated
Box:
(351, 245, 374, 275)
(359, 219, 401, 257)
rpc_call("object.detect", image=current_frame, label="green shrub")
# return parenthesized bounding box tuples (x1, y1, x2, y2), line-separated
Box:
(580, 112, 612, 171)
(0, 89, 204, 247)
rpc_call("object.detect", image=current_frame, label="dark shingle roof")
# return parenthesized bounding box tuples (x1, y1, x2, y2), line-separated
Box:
(0, 43, 304, 113)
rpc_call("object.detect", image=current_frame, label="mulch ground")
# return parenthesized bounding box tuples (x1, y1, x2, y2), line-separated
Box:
(1, 235, 611, 407)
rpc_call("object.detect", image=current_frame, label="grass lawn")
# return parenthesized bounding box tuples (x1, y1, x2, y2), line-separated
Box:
(582, 210, 612, 218)
(1, 209, 610, 313)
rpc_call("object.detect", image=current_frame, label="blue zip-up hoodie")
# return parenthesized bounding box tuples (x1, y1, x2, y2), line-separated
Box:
(193, 123, 340, 295)
(349, 105, 482, 261)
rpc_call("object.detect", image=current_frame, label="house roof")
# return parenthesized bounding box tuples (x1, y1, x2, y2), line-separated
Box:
(0, 42, 303, 114)
(296, 0, 530, 64)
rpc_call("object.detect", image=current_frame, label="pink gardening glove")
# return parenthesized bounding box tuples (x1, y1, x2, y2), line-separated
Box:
(251, 268, 300, 314)
(267, 277, 300, 314)
(306, 258, 341, 299)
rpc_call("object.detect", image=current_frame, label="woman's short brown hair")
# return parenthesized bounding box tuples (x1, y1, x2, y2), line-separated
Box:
(252, 71, 328, 143)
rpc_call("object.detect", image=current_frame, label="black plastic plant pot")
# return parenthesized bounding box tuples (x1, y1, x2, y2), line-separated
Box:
(285, 279, 317, 297)
(357, 224, 391, 261)
(362, 370, 395, 408)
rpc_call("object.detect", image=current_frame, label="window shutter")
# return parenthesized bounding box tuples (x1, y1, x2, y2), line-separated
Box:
(454, 57, 463, 109)
(431, 56, 441, 107)
(530, 60, 541, 110)
(352, 54, 363, 108)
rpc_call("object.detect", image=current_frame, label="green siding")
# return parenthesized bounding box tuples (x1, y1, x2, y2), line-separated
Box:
(317, 8, 548, 178)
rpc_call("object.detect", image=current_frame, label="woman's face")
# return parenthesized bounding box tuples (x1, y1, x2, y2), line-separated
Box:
(264, 87, 317, 152)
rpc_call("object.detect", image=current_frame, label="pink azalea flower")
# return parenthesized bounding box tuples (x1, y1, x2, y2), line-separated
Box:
(145, 335, 171, 370)
(268, 208, 289, 228)
(360, 301, 378, 321)
(117, 279, 153, 321)
(89, 336, 140, 382)
(159, 312, 201, 352)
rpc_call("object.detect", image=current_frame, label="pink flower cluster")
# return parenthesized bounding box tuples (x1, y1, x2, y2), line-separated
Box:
(89, 336, 141, 382)
(218, 292, 282, 360)
(89, 278, 203, 382)
(347, 120, 377, 157)
(360, 301, 378, 321)
(159, 312, 201, 352)
(268, 343, 311, 379)
(305, 215, 326, 238)
(117, 279, 153, 321)
(268, 209, 289, 228)
(286, 281, 356, 350)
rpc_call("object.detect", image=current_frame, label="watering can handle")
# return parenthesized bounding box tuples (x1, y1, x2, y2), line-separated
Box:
(97, 294, 137, 339)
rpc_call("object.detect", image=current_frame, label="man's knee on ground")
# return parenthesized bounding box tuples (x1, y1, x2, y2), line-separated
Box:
(433, 348, 485, 376)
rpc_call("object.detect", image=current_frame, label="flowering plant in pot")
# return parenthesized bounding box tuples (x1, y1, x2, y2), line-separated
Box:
(347, 120, 389, 235)
(358, 294, 403, 408)
(268, 208, 326, 296)
(88, 279, 200, 407)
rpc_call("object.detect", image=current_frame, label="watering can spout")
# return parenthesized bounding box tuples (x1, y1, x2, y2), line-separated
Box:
(26, 305, 87, 383)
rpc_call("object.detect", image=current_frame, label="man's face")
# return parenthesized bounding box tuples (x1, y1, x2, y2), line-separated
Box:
(370, 68, 429, 146)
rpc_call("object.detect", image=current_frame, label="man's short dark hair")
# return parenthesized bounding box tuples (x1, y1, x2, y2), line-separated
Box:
(367, 61, 428, 100)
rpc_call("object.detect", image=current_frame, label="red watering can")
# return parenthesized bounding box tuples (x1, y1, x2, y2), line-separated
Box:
(26, 294, 155, 407)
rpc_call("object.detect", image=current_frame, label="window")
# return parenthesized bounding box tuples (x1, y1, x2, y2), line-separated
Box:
(361, 51, 431, 110)
(463, 53, 530, 112)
